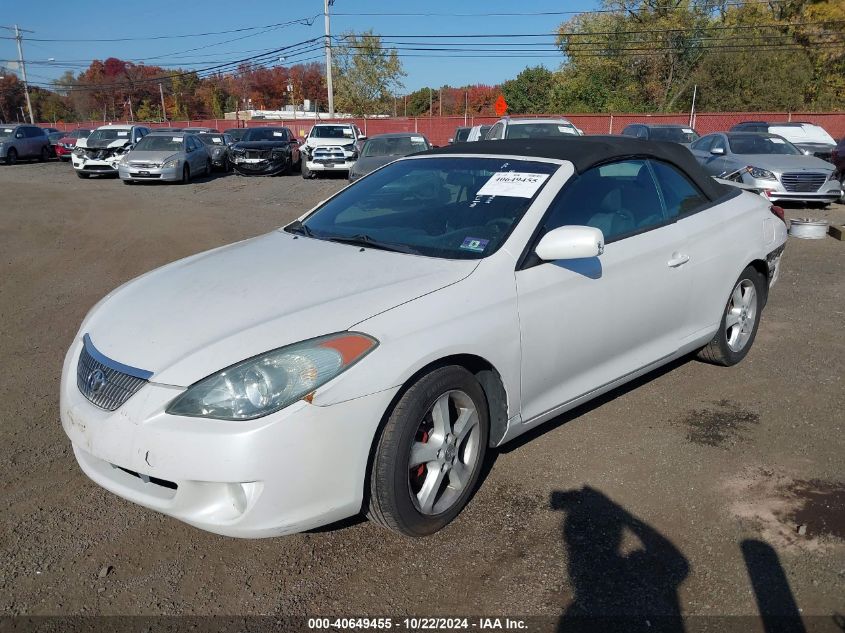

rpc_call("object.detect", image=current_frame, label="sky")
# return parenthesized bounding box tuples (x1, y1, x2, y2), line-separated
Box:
(0, 0, 601, 92)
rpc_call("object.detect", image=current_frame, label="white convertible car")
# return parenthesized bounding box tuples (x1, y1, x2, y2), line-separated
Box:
(61, 138, 788, 538)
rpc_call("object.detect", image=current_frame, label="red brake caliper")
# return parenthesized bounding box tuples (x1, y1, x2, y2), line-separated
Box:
(415, 430, 430, 479)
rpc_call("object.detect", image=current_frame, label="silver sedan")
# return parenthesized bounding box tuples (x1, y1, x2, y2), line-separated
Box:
(118, 133, 211, 184)
(690, 132, 841, 205)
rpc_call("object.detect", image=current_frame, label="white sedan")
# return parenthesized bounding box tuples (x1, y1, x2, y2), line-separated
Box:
(61, 138, 788, 538)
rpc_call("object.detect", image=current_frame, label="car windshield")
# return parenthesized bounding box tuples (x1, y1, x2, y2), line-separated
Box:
(729, 135, 802, 155)
(505, 122, 579, 139)
(649, 127, 699, 143)
(0, 127, 17, 138)
(197, 135, 226, 146)
(225, 129, 247, 140)
(134, 135, 184, 152)
(70, 129, 91, 138)
(296, 157, 558, 260)
(88, 129, 131, 142)
(310, 125, 354, 139)
(363, 136, 428, 157)
(769, 125, 836, 145)
(242, 128, 287, 141)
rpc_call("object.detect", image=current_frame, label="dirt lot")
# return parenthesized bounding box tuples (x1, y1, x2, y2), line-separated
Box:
(1, 160, 843, 628)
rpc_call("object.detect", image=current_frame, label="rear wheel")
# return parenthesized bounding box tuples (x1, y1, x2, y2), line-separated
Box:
(180, 164, 190, 184)
(5, 148, 17, 165)
(697, 265, 765, 366)
(39, 146, 50, 162)
(368, 366, 489, 537)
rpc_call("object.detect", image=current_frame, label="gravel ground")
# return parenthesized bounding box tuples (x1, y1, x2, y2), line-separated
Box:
(0, 161, 843, 626)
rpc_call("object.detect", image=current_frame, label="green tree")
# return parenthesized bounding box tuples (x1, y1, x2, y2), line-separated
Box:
(332, 31, 406, 115)
(501, 66, 555, 114)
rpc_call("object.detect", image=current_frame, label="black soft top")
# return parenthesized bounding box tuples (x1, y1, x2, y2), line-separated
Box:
(420, 137, 729, 200)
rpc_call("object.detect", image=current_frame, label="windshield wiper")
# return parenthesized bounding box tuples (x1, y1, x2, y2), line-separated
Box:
(285, 219, 314, 237)
(325, 234, 420, 255)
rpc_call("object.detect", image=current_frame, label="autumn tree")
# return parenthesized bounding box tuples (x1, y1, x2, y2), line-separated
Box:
(333, 31, 405, 115)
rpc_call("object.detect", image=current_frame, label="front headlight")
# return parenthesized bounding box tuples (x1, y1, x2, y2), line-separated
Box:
(165, 332, 378, 420)
(342, 143, 356, 152)
(163, 156, 180, 168)
(73, 147, 85, 157)
(746, 166, 777, 180)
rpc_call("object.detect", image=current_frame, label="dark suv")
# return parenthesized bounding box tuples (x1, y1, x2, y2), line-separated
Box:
(621, 123, 700, 146)
(0, 124, 51, 164)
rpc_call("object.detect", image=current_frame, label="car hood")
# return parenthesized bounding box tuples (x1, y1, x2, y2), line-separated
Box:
(351, 156, 400, 176)
(77, 137, 131, 150)
(729, 154, 835, 171)
(126, 149, 183, 162)
(232, 140, 290, 150)
(305, 137, 356, 148)
(80, 230, 477, 386)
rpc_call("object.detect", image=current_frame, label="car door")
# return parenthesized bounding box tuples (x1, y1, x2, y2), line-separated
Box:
(515, 159, 691, 422)
(187, 136, 204, 172)
(25, 126, 40, 157)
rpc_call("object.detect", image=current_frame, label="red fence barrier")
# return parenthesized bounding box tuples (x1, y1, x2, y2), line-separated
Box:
(43, 112, 845, 147)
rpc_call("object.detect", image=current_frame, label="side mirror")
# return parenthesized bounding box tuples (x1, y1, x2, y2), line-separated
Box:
(16, 133, 23, 139)
(803, 149, 811, 156)
(358, 135, 367, 141)
(710, 147, 725, 155)
(535, 226, 605, 261)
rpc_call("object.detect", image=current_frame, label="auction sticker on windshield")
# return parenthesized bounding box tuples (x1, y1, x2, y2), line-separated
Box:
(476, 172, 549, 198)
(460, 237, 489, 253)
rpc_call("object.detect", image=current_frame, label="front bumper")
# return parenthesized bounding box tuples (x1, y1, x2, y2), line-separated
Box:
(60, 338, 398, 537)
(55, 146, 73, 160)
(118, 164, 181, 182)
(230, 155, 287, 175)
(72, 156, 121, 175)
(743, 176, 842, 203)
(305, 158, 355, 173)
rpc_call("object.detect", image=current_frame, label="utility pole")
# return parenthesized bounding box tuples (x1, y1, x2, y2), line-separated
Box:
(324, 0, 335, 118)
(159, 83, 168, 122)
(2, 25, 35, 123)
(689, 84, 698, 128)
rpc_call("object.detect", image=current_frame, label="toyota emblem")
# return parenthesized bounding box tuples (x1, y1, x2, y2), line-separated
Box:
(87, 368, 107, 394)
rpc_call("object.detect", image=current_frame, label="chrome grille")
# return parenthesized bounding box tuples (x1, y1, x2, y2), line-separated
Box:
(312, 146, 346, 161)
(76, 335, 152, 411)
(780, 172, 827, 192)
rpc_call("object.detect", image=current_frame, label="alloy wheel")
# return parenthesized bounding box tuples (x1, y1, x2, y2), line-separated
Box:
(725, 279, 757, 352)
(408, 390, 482, 515)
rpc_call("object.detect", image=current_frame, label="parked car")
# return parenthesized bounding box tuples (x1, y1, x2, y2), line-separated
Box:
(689, 132, 841, 205)
(300, 123, 366, 178)
(61, 137, 787, 538)
(54, 128, 92, 161)
(72, 124, 151, 178)
(449, 126, 471, 144)
(621, 123, 700, 146)
(195, 132, 234, 171)
(0, 124, 51, 164)
(224, 127, 248, 142)
(486, 117, 583, 140)
(183, 126, 220, 134)
(228, 126, 300, 176)
(150, 127, 184, 133)
(348, 133, 431, 182)
(466, 124, 491, 142)
(46, 131, 66, 157)
(730, 121, 837, 161)
(118, 132, 212, 184)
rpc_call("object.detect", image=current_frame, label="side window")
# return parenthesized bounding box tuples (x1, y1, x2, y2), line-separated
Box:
(637, 126, 649, 139)
(488, 123, 504, 140)
(621, 125, 636, 137)
(26, 127, 42, 138)
(691, 135, 714, 152)
(541, 160, 666, 242)
(649, 160, 708, 218)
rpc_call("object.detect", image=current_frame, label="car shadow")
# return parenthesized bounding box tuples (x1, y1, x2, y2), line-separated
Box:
(551, 486, 689, 632)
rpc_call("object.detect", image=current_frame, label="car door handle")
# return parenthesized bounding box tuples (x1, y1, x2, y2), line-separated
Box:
(668, 253, 690, 268)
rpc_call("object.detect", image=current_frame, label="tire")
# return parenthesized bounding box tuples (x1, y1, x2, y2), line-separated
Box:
(39, 146, 50, 162)
(206, 159, 212, 176)
(368, 365, 489, 537)
(697, 265, 765, 366)
(5, 148, 17, 165)
(180, 164, 190, 184)
(75, 171, 90, 179)
(301, 161, 314, 179)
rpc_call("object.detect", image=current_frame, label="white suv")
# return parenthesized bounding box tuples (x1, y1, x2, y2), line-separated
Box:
(72, 124, 150, 178)
(485, 117, 583, 140)
(301, 123, 365, 179)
